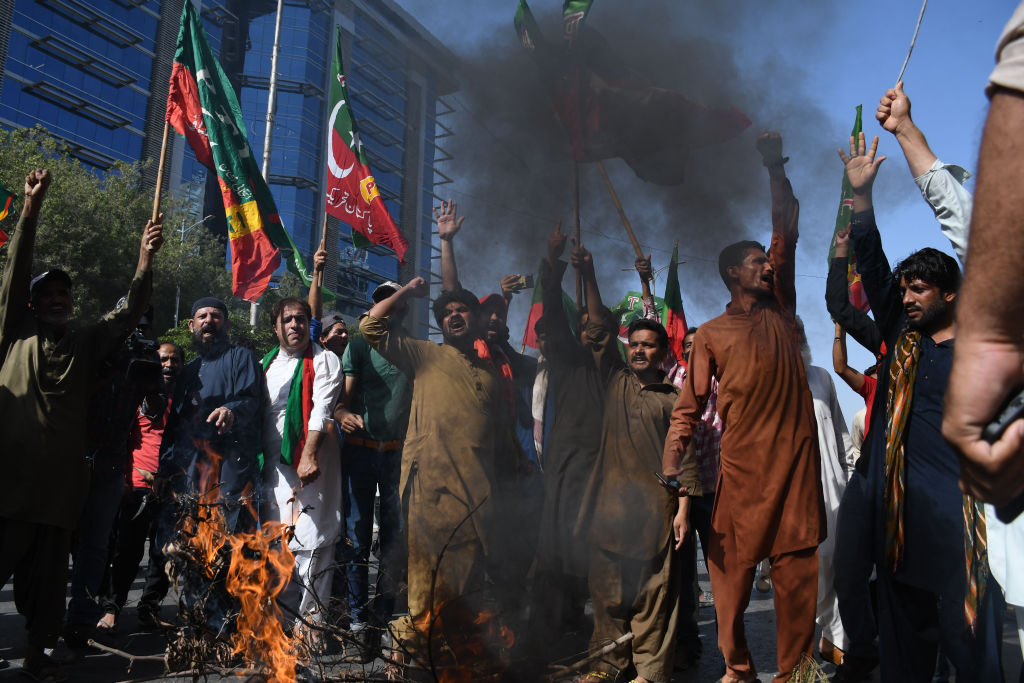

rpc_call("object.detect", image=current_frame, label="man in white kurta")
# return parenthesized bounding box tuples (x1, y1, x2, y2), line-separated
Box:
(262, 297, 342, 627)
(805, 363, 855, 660)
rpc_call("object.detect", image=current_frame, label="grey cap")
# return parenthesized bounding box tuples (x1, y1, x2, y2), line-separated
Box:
(29, 269, 72, 296)
(371, 280, 401, 303)
(321, 312, 347, 336)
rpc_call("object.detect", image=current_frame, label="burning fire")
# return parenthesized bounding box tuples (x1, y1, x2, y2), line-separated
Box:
(177, 441, 300, 682)
(409, 602, 515, 682)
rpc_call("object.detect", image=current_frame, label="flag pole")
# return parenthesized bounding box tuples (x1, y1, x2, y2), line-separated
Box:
(573, 161, 582, 308)
(250, 0, 285, 326)
(596, 160, 646, 263)
(150, 120, 170, 226)
(314, 212, 328, 288)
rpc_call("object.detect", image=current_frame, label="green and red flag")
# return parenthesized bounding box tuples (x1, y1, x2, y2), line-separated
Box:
(562, 0, 594, 47)
(522, 260, 578, 349)
(0, 180, 15, 247)
(165, 1, 311, 301)
(829, 105, 870, 312)
(514, 0, 545, 52)
(662, 243, 688, 363)
(324, 27, 407, 262)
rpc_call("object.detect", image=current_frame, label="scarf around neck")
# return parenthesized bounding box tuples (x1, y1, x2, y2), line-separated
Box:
(261, 343, 315, 467)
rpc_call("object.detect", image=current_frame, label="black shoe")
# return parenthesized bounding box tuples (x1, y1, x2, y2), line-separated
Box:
(343, 626, 382, 664)
(137, 605, 173, 631)
(831, 654, 879, 683)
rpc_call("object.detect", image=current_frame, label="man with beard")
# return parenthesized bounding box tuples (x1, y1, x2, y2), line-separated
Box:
(360, 263, 522, 671)
(839, 132, 1004, 681)
(261, 297, 342, 637)
(99, 342, 183, 630)
(156, 297, 264, 631)
(663, 132, 824, 683)
(570, 242, 683, 683)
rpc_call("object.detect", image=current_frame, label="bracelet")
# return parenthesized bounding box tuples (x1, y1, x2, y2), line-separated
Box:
(833, 337, 842, 341)
(762, 156, 790, 168)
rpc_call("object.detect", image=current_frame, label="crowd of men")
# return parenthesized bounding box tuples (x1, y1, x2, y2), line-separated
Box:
(2, 6, 1024, 683)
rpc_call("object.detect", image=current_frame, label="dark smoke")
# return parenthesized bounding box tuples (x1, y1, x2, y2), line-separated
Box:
(431, 1, 869, 333)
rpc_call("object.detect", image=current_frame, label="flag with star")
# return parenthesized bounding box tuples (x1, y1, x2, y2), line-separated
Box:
(323, 27, 407, 262)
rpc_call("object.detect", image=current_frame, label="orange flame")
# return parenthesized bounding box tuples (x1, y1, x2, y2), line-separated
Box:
(182, 443, 299, 681)
(410, 603, 515, 682)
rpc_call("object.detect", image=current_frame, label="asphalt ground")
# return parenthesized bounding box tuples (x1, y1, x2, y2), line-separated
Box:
(1, 546, 1020, 682)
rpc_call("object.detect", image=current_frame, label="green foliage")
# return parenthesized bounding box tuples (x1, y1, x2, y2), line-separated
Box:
(0, 126, 304, 343)
(158, 271, 309, 362)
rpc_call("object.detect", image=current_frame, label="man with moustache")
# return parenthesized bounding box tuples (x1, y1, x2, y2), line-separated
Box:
(573, 244, 683, 683)
(99, 342, 184, 630)
(839, 132, 1004, 681)
(360, 260, 522, 668)
(663, 132, 824, 683)
(155, 297, 264, 630)
(261, 297, 342, 635)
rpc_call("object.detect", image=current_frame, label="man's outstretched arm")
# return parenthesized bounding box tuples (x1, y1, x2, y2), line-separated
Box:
(943, 88, 1024, 506)
(436, 199, 464, 293)
(877, 81, 971, 264)
(0, 169, 50, 346)
(757, 131, 799, 312)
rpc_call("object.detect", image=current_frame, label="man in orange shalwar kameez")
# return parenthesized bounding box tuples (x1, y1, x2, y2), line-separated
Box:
(662, 131, 825, 683)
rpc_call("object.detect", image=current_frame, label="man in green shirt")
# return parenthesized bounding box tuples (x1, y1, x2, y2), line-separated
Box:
(334, 280, 411, 662)
(0, 169, 162, 680)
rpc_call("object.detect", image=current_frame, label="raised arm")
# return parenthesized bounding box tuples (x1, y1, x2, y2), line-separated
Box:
(757, 131, 799, 312)
(0, 169, 50, 349)
(825, 227, 883, 354)
(635, 254, 660, 322)
(308, 247, 326, 321)
(540, 222, 575, 354)
(877, 82, 971, 264)
(435, 200, 465, 292)
(832, 324, 865, 393)
(839, 133, 903, 341)
(571, 242, 603, 324)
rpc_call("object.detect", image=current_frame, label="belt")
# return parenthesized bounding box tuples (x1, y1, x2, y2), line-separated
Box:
(345, 435, 402, 451)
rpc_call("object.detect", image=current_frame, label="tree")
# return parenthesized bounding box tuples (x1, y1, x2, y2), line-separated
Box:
(0, 126, 230, 337)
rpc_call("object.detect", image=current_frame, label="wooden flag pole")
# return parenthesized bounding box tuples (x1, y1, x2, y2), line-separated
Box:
(596, 160, 645, 261)
(314, 212, 328, 288)
(150, 120, 170, 226)
(573, 162, 582, 308)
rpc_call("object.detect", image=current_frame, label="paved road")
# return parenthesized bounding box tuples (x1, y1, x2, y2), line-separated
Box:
(1, 551, 1020, 681)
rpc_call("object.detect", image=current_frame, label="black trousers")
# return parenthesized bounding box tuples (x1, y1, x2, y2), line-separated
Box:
(100, 487, 169, 616)
(0, 517, 72, 649)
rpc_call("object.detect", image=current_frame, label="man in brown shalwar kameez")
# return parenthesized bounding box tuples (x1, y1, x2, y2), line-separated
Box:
(573, 244, 687, 683)
(663, 132, 825, 683)
(360, 270, 522, 670)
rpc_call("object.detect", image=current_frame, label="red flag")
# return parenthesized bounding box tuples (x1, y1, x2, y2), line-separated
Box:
(662, 244, 688, 363)
(324, 28, 407, 262)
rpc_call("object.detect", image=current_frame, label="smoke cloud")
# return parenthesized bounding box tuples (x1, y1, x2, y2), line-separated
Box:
(429, 1, 885, 333)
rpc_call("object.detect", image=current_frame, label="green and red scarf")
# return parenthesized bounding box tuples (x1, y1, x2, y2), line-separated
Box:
(261, 344, 315, 467)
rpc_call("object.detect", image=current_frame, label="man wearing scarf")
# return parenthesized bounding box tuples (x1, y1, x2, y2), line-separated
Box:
(840, 132, 1004, 681)
(361, 201, 521, 671)
(261, 297, 341, 635)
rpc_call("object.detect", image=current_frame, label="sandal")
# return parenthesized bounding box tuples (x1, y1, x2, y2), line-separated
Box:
(21, 653, 67, 683)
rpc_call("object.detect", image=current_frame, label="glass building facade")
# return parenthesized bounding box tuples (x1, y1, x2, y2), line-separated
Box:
(0, 0, 456, 339)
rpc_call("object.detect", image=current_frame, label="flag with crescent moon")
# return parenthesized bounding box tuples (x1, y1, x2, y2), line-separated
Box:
(166, 0, 310, 301)
(324, 27, 407, 262)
